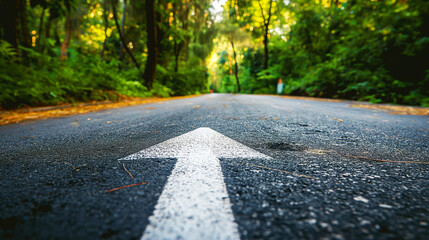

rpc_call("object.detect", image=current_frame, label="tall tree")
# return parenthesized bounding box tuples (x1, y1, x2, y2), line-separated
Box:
(0, 0, 19, 50)
(258, 0, 273, 69)
(142, 0, 158, 89)
(172, 1, 182, 72)
(229, 0, 240, 92)
(100, 0, 109, 61)
(155, 0, 169, 68)
(111, 0, 140, 69)
(18, 0, 30, 49)
(119, 0, 127, 61)
(60, 0, 75, 61)
(230, 40, 240, 92)
(36, 5, 46, 49)
(60, 12, 71, 60)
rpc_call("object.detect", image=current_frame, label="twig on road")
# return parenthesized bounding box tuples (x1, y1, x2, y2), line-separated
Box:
(106, 182, 147, 193)
(122, 163, 134, 179)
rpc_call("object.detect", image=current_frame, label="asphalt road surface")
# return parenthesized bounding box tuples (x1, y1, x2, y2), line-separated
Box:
(1, 94, 428, 239)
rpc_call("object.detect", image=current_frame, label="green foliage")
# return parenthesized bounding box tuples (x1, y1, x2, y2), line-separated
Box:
(156, 62, 209, 96)
(0, 0, 213, 109)
(215, 0, 429, 106)
(0, 40, 173, 108)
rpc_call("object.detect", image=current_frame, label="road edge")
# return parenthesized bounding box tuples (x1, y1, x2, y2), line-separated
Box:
(0, 95, 202, 125)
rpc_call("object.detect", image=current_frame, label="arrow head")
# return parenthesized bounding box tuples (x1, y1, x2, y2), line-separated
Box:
(121, 127, 271, 160)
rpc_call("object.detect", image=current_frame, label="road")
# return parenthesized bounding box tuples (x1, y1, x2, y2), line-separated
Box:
(1, 94, 428, 239)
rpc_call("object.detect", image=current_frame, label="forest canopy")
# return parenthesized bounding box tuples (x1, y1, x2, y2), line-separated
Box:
(0, 0, 428, 109)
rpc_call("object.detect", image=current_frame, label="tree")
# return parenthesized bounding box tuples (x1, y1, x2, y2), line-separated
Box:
(60, 11, 71, 60)
(59, 0, 76, 61)
(119, 0, 127, 61)
(142, 0, 157, 89)
(228, 0, 240, 92)
(217, 19, 251, 93)
(18, 0, 30, 50)
(230, 40, 240, 92)
(0, 0, 19, 50)
(111, 0, 140, 69)
(100, 0, 109, 61)
(257, 0, 273, 70)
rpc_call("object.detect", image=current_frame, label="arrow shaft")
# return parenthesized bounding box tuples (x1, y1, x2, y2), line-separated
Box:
(141, 151, 240, 240)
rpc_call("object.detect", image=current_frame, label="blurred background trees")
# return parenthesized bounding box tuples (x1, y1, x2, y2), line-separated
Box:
(212, 0, 429, 106)
(0, 0, 215, 108)
(0, 0, 428, 108)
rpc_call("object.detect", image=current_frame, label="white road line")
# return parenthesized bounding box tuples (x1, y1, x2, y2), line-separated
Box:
(120, 128, 271, 240)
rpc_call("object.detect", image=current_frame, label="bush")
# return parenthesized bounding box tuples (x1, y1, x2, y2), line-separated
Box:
(0, 40, 175, 109)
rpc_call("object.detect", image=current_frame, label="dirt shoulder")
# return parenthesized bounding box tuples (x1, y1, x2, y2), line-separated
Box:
(278, 95, 429, 116)
(0, 95, 199, 125)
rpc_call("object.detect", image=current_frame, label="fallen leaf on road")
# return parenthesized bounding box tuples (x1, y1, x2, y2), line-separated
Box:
(192, 105, 201, 108)
(333, 118, 343, 122)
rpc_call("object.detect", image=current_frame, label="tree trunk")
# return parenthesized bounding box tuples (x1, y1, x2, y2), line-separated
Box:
(231, 40, 241, 93)
(172, 2, 180, 72)
(18, 0, 30, 49)
(42, 14, 53, 53)
(53, 21, 61, 47)
(143, 0, 158, 89)
(0, 0, 19, 50)
(174, 51, 179, 72)
(263, 25, 269, 69)
(111, 0, 140, 69)
(37, 6, 45, 50)
(228, 1, 240, 92)
(100, 0, 109, 61)
(174, 40, 181, 72)
(119, 0, 126, 61)
(258, 0, 273, 69)
(45, 15, 52, 39)
(182, 6, 190, 61)
(156, 0, 168, 67)
(60, 13, 71, 60)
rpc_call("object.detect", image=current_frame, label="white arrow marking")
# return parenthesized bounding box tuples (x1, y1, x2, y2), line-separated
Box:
(120, 127, 271, 240)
